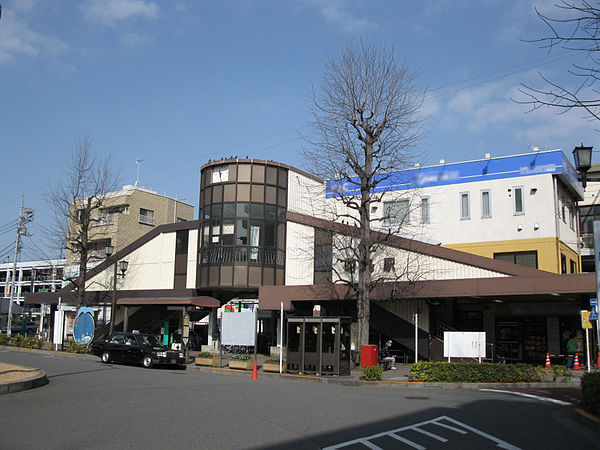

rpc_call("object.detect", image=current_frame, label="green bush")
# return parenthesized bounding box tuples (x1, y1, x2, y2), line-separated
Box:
(265, 358, 280, 364)
(0, 334, 9, 345)
(9, 335, 25, 347)
(198, 352, 213, 358)
(409, 361, 544, 383)
(65, 342, 90, 353)
(232, 354, 252, 360)
(21, 337, 43, 349)
(360, 365, 384, 381)
(581, 373, 600, 416)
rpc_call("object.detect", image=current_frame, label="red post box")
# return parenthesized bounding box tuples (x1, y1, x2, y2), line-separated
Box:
(361, 344, 378, 367)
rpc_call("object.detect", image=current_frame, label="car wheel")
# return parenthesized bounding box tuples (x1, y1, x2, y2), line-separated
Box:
(101, 351, 111, 363)
(142, 354, 153, 368)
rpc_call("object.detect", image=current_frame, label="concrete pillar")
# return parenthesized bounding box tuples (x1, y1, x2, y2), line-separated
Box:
(207, 308, 218, 350)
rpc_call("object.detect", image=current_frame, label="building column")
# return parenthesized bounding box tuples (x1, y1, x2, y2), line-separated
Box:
(207, 308, 218, 350)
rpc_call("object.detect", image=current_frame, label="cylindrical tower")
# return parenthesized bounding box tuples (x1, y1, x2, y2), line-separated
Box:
(197, 159, 288, 289)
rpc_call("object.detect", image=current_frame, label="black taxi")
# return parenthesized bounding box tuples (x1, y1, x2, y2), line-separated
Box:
(91, 332, 186, 369)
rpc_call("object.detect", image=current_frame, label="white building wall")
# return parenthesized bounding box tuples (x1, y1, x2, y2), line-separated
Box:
(331, 236, 509, 284)
(357, 173, 572, 247)
(87, 232, 176, 291)
(285, 222, 314, 285)
(186, 229, 198, 289)
(287, 170, 326, 217)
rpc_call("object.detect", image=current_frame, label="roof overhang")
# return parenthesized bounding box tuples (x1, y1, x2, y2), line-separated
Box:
(117, 297, 220, 308)
(259, 272, 597, 310)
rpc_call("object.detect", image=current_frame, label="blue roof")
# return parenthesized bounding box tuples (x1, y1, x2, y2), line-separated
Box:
(326, 150, 584, 199)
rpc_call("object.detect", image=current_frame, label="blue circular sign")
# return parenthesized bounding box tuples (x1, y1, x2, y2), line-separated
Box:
(73, 307, 95, 345)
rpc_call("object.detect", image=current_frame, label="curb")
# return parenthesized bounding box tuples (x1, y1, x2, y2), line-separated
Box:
(0, 370, 48, 395)
(188, 364, 582, 389)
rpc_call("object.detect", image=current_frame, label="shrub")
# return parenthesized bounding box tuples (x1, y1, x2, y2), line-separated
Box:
(265, 358, 280, 364)
(409, 361, 544, 383)
(0, 334, 9, 345)
(65, 342, 90, 353)
(10, 335, 25, 347)
(232, 354, 252, 360)
(198, 352, 213, 358)
(21, 337, 43, 349)
(360, 365, 384, 381)
(581, 373, 600, 416)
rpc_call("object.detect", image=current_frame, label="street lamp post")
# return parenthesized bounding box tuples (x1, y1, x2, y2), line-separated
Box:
(573, 144, 593, 188)
(105, 245, 128, 334)
(573, 144, 600, 366)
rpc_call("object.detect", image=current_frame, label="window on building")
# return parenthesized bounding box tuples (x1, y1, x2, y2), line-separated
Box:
(315, 244, 332, 272)
(481, 190, 491, 218)
(175, 230, 189, 254)
(460, 192, 470, 220)
(212, 165, 229, 183)
(570, 259, 577, 273)
(561, 196, 566, 222)
(513, 187, 524, 215)
(561, 254, 567, 274)
(421, 197, 430, 224)
(383, 257, 395, 272)
(568, 204, 575, 230)
(494, 251, 538, 269)
(139, 208, 155, 226)
(383, 199, 409, 225)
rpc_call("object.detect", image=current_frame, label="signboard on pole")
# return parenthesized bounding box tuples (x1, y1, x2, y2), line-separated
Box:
(221, 310, 257, 346)
(73, 306, 95, 345)
(582, 310, 592, 329)
(591, 307, 599, 321)
(444, 332, 486, 360)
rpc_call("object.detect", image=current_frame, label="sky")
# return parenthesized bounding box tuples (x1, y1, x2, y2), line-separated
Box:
(1, 0, 599, 262)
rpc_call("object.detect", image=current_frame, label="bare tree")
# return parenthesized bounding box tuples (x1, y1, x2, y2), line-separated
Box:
(518, 1, 600, 121)
(305, 41, 425, 350)
(47, 136, 120, 306)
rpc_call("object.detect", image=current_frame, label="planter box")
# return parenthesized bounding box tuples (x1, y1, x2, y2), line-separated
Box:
(195, 355, 219, 367)
(229, 359, 254, 370)
(263, 361, 286, 373)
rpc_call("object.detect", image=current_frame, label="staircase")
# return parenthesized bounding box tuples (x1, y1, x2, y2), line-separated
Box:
(370, 301, 429, 361)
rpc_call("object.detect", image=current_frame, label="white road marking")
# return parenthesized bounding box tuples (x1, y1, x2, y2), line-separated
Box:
(323, 415, 520, 449)
(479, 389, 572, 406)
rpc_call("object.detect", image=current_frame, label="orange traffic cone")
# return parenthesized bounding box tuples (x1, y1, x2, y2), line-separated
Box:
(545, 353, 551, 367)
(574, 354, 581, 370)
(251, 360, 258, 380)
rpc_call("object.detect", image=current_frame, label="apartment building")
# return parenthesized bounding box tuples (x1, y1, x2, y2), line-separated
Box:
(65, 185, 194, 273)
(0, 259, 65, 327)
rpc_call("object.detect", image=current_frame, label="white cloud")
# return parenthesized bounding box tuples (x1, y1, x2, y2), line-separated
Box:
(0, 9, 68, 64)
(121, 32, 153, 47)
(304, 0, 376, 33)
(81, 0, 158, 26)
(433, 72, 597, 149)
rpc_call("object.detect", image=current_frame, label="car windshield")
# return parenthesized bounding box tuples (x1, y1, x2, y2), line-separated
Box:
(137, 334, 161, 347)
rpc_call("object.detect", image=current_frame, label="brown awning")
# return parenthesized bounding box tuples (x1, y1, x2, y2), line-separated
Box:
(117, 296, 220, 307)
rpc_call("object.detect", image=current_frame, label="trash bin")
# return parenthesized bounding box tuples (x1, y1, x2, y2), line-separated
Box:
(361, 344, 378, 367)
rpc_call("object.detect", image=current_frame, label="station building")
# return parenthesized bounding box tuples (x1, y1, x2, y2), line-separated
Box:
(27, 151, 597, 364)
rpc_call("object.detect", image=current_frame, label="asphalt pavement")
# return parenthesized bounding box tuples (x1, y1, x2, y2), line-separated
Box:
(1, 346, 598, 449)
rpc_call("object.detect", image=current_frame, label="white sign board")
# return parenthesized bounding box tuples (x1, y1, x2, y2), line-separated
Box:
(53, 310, 65, 345)
(221, 310, 257, 346)
(443, 331, 486, 359)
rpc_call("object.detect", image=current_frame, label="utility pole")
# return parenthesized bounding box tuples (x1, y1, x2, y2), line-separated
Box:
(6, 196, 33, 336)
